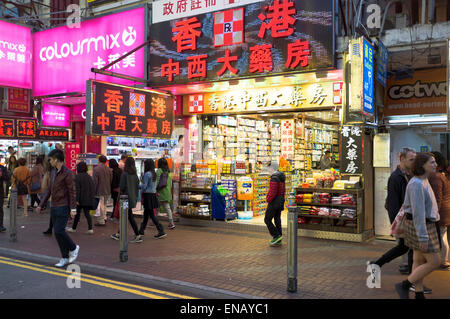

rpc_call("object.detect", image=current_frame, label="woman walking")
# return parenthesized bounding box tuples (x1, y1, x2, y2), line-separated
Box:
(11, 158, 30, 217)
(395, 152, 442, 299)
(156, 158, 175, 229)
(30, 155, 44, 209)
(109, 159, 122, 220)
(139, 159, 166, 239)
(6, 155, 17, 204)
(110, 157, 142, 243)
(429, 151, 450, 269)
(67, 162, 95, 234)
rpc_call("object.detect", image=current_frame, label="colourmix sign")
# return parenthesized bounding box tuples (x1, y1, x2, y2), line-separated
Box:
(86, 81, 174, 139)
(33, 7, 146, 96)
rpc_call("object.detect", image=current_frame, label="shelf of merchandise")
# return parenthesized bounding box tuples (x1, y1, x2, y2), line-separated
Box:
(295, 187, 364, 234)
(180, 199, 211, 204)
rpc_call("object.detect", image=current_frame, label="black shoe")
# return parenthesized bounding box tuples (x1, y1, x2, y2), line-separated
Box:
(410, 285, 432, 294)
(395, 282, 410, 299)
(0, 226, 6, 233)
(154, 233, 167, 239)
(43, 229, 52, 235)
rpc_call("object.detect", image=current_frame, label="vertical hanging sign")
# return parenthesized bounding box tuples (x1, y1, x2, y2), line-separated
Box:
(280, 119, 294, 160)
(362, 38, 374, 116)
(340, 125, 363, 175)
(65, 142, 81, 173)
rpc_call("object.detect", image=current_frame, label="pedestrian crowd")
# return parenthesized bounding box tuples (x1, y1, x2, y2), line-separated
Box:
(369, 148, 450, 299)
(0, 147, 174, 268)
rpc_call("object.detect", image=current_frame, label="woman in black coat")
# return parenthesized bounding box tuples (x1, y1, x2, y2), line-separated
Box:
(109, 159, 122, 219)
(67, 162, 95, 234)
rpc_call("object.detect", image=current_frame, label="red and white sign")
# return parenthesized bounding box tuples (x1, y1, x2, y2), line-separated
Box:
(333, 82, 343, 104)
(153, 0, 263, 24)
(214, 8, 244, 47)
(280, 119, 294, 160)
(189, 94, 204, 113)
(7, 88, 30, 113)
(65, 142, 81, 173)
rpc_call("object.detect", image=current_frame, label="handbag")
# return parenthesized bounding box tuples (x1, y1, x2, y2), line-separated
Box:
(390, 206, 406, 238)
(14, 174, 29, 196)
(113, 193, 121, 219)
(157, 172, 168, 191)
(30, 180, 41, 192)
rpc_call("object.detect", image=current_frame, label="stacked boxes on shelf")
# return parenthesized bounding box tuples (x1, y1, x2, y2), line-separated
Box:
(251, 174, 270, 216)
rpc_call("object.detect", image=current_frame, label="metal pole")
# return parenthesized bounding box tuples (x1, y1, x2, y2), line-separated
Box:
(9, 189, 17, 242)
(287, 206, 298, 293)
(119, 195, 128, 262)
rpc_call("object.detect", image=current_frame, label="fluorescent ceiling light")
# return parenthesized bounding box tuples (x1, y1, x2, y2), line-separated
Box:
(388, 115, 447, 124)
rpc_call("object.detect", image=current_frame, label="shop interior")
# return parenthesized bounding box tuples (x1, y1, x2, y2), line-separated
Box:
(179, 108, 353, 228)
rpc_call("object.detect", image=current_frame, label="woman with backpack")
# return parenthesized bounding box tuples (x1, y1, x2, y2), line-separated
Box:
(11, 158, 31, 217)
(110, 157, 142, 243)
(156, 158, 174, 229)
(67, 161, 95, 234)
(139, 159, 166, 239)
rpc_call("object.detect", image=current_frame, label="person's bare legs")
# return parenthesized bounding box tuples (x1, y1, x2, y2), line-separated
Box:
(408, 250, 440, 292)
(22, 195, 28, 217)
(410, 250, 426, 292)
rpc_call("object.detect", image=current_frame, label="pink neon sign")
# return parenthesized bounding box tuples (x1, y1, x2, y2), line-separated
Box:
(33, 7, 146, 97)
(42, 104, 70, 127)
(0, 20, 32, 89)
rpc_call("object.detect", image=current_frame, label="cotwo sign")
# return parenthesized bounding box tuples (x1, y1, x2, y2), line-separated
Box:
(33, 7, 146, 96)
(0, 20, 32, 89)
(149, 0, 334, 86)
(86, 81, 174, 139)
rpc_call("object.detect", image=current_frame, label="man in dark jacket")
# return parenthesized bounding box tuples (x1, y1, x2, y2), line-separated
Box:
(264, 162, 286, 246)
(0, 164, 10, 232)
(369, 147, 432, 292)
(93, 155, 112, 226)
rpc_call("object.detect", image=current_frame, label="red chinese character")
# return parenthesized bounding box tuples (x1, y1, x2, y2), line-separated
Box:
(249, 44, 273, 73)
(191, 0, 201, 10)
(161, 120, 172, 135)
(187, 54, 208, 79)
(286, 40, 310, 69)
(258, 0, 296, 39)
(216, 49, 238, 76)
(97, 113, 110, 131)
(163, 2, 174, 15)
(114, 115, 126, 131)
(147, 118, 158, 135)
(131, 117, 143, 133)
(172, 17, 202, 52)
(176, 0, 187, 13)
(151, 97, 167, 119)
(204, 0, 215, 7)
(161, 59, 180, 82)
(104, 89, 123, 113)
(6, 128, 13, 136)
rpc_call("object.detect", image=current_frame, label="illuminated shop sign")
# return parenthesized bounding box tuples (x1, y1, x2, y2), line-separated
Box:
(149, 0, 334, 86)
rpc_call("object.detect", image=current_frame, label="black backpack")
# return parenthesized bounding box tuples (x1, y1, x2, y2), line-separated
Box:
(14, 174, 29, 195)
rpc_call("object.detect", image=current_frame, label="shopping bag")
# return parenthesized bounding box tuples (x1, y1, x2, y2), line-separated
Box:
(94, 197, 103, 217)
(390, 206, 406, 238)
(113, 195, 121, 219)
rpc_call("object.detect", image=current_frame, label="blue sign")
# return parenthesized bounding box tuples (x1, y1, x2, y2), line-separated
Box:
(376, 41, 388, 87)
(362, 38, 374, 116)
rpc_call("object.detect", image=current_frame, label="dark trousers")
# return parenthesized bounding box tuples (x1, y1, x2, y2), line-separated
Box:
(0, 191, 4, 227)
(73, 206, 93, 230)
(110, 191, 119, 218)
(30, 194, 41, 207)
(118, 208, 139, 236)
(140, 193, 164, 235)
(375, 237, 413, 271)
(51, 206, 76, 259)
(264, 197, 283, 238)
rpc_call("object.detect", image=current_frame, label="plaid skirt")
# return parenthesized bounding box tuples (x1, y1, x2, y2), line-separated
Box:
(403, 219, 441, 253)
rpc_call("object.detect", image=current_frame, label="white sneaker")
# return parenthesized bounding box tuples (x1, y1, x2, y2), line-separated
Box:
(69, 245, 80, 263)
(55, 258, 69, 268)
(86, 230, 94, 235)
(66, 228, 76, 233)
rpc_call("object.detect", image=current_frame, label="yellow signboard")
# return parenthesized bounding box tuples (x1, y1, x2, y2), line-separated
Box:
(183, 82, 342, 115)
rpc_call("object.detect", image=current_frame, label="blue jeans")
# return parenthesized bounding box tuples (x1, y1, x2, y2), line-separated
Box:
(51, 206, 76, 259)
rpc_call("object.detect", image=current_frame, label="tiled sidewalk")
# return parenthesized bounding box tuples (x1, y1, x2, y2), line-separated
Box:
(0, 209, 449, 299)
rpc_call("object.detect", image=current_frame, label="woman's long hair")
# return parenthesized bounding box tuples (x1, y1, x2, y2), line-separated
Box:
(158, 158, 169, 173)
(109, 158, 119, 169)
(124, 157, 137, 175)
(144, 159, 157, 182)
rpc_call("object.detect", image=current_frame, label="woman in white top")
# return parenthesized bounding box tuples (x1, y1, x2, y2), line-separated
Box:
(395, 152, 442, 299)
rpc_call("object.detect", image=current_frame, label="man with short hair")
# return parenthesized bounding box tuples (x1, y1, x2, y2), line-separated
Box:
(36, 149, 79, 268)
(319, 150, 336, 170)
(119, 154, 128, 171)
(369, 147, 432, 294)
(93, 155, 112, 226)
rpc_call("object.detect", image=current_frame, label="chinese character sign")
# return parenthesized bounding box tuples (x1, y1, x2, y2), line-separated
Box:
(87, 81, 174, 138)
(362, 38, 374, 116)
(38, 129, 69, 141)
(280, 119, 295, 160)
(0, 118, 15, 139)
(0, 20, 32, 89)
(376, 40, 388, 88)
(65, 142, 81, 173)
(7, 88, 30, 113)
(149, 0, 334, 85)
(41, 104, 70, 127)
(17, 119, 36, 138)
(340, 125, 363, 175)
(33, 7, 146, 96)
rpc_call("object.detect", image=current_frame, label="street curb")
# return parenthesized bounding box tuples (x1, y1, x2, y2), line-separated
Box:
(0, 246, 264, 299)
